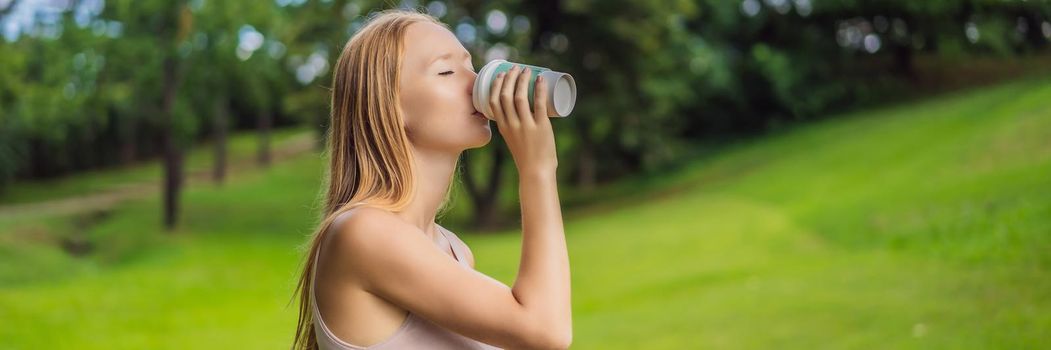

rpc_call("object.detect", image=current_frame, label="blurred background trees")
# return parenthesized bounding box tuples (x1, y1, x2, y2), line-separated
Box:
(1, 0, 1048, 229)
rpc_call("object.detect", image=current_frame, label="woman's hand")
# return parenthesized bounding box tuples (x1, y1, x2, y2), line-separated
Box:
(487, 64, 558, 178)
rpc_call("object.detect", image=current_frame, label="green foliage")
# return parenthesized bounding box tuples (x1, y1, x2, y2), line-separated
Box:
(0, 0, 1049, 193)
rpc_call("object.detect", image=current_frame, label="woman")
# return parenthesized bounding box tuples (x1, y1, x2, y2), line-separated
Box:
(291, 9, 572, 350)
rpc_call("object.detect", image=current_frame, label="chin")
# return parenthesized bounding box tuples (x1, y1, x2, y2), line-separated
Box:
(464, 127, 492, 150)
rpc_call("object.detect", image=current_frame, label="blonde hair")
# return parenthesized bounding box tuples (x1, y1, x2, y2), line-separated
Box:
(291, 9, 449, 350)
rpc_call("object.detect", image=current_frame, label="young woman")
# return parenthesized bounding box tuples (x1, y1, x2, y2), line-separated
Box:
(291, 9, 572, 350)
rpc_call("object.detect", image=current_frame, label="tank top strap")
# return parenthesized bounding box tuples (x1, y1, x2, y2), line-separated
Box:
(437, 225, 469, 266)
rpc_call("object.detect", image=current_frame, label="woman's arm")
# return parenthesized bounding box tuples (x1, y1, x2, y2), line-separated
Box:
(513, 171, 571, 347)
(491, 63, 572, 348)
(328, 208, 569, 350)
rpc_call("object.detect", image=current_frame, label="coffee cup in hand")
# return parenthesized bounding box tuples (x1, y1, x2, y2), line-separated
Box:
(472, 59, 577, 119)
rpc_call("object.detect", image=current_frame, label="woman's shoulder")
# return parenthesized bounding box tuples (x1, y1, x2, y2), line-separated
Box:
(330, 205, 401, 232)
(325, 206, 418, 258)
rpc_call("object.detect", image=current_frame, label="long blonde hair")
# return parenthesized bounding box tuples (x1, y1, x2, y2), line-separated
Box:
(291, 9, 449, 350)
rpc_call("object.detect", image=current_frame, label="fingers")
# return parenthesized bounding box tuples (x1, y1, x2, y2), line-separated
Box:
(488, 71, 507, 125)
(514, 65, 536, 128)
(533, 75, 550, 122)
(500, 65, 523, 129)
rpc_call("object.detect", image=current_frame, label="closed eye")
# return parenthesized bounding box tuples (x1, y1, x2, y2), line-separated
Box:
(439, 71, 454, 76)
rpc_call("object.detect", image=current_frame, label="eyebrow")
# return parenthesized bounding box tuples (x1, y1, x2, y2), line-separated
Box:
(429, 50, 472, 66)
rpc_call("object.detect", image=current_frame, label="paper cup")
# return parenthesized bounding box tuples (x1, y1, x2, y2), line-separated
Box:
(473, 59, 577, 119)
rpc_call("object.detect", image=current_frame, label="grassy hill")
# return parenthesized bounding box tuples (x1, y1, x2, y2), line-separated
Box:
(1, 75, 1049, 349)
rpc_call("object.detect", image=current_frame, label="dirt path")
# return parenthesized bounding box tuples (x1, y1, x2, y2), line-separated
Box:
(0, 132, 318, 221)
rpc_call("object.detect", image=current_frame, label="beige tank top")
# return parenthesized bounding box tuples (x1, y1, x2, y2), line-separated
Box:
(311, 225, 502, 349)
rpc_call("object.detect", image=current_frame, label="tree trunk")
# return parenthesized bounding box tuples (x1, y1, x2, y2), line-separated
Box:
(161, 56, 184, 231)
(258, 108, 272, 167)
(213, 96, 227, 184)
(573, 118, 596, 191)
(161, 0, 191, 231)
(892, 43, 915, 79)
(120, 121, 137, 166)
(473, 200, 503, 230)
(527, 0, 562, 52)
(460, 146, 508, 231)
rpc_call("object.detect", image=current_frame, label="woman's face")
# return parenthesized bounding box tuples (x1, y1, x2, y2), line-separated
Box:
(399, 22, 492, 154)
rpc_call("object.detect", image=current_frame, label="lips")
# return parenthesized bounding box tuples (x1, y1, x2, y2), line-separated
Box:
(472, 111, 488, 120)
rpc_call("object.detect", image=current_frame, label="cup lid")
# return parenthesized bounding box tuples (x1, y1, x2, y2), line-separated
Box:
(551, 74, 576, 117)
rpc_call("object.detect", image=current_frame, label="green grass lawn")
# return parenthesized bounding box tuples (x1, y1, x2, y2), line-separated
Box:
(0, 126, 313, 206)
(1, 76, 1049, 349)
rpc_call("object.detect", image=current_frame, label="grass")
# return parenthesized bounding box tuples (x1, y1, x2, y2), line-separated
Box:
(0, 126, 313, 206)
(1, 75, 1049, 349)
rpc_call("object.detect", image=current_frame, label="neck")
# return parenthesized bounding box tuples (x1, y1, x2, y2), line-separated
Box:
(395, 146, 460, 241)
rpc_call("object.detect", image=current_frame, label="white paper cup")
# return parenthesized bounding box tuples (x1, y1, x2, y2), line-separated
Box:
(473, 59, 577, 119)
